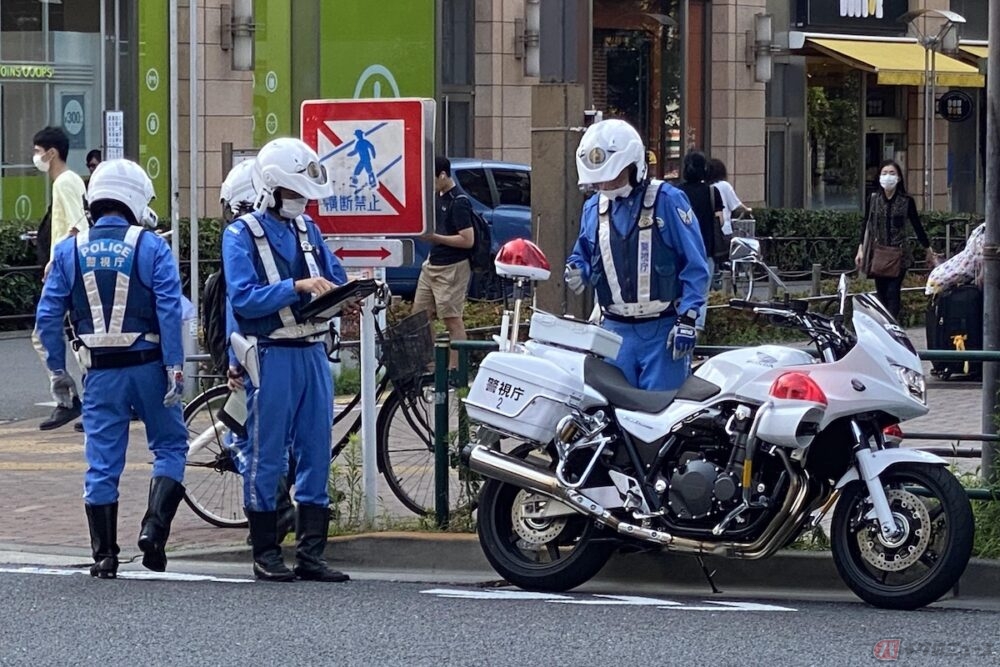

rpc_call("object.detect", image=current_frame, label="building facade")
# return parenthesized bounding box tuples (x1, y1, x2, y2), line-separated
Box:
(0, 0, 987, 227)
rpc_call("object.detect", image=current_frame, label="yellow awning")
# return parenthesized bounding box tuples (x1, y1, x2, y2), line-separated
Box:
(807, 38, 985, 88)
(960, 45, 988, 60)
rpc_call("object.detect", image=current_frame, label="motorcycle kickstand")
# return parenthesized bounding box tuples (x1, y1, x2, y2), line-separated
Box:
(695, 556, 721, 594)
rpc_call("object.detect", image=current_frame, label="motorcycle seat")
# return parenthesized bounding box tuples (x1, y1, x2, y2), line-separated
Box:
(583, 357, 677, 412)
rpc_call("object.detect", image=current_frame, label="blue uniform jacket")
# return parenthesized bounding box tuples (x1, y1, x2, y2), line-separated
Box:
(567, 182, 709, 317)
(222, 210, 347, 337)
(35, 215, 185, 372)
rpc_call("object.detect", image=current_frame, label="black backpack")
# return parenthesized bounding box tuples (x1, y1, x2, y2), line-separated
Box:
(202, 267, 229, 375)
(457, 195, 493, 273)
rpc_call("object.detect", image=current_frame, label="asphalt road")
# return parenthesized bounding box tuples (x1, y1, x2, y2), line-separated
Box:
(1, 559, 998, 667)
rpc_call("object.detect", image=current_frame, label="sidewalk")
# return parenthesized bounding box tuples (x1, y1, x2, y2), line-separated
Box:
(0, 328, 989, 565)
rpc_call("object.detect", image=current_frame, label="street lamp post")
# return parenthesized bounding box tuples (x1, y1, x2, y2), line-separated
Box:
(900, 10, 966, 212)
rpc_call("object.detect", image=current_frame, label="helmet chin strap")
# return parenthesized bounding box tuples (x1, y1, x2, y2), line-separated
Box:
(253, 187, 275, 214)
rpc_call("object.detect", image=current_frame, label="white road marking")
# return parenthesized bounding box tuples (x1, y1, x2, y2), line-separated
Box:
(0, 565, 252, 583)
(421, 588, 796, 611)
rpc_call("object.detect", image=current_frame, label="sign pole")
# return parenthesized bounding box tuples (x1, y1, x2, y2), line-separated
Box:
(982, 3, 1000, 483)
(360, 286, 379, 524)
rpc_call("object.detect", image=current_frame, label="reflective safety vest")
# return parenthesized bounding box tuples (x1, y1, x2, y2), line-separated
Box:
(236, 213, 330, 341)
(70, 224, 160, 349)
(591, 179, 679, 318)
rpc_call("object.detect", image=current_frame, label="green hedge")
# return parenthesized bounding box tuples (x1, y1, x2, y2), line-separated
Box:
(752, 208, 982, 274)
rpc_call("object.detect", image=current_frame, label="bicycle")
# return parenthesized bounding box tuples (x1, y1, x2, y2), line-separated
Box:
(181, 288, 478, 528)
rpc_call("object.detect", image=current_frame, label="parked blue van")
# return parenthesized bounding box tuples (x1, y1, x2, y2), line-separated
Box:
(386, 158, 532, 299)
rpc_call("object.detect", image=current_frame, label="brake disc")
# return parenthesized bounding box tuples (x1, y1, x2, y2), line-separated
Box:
(511, 490, 568, 546)
(857, 488, 932, 572)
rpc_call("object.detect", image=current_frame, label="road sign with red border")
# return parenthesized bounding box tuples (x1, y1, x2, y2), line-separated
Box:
(301, 98, 435, 236)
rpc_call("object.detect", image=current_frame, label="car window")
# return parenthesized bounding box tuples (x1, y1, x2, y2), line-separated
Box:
(492, 169, 531, 207)
(454, 168, 492, 207)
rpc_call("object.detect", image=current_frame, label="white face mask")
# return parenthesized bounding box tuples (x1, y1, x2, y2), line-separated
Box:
(879, 174, 899, 190)
(33, 153, 51, 173)
(599, 184, 633, 200)
(278, 196, 307, 219)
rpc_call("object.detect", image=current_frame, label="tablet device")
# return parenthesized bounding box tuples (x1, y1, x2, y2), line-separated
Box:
(299, 279, 379, 321)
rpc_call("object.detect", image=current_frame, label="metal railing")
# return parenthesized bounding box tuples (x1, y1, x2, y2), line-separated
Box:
(431, 340, 1000, 526)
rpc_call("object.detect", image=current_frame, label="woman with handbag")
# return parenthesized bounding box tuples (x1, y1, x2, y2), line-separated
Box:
(854, 159, 938, 320)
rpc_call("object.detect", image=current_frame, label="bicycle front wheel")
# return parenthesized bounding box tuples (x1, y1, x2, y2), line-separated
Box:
(183, 384, 247, 528)
(376, 376, 479, 516)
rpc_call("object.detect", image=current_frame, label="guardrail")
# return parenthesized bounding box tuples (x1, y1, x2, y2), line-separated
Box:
(430, 340, 1000, 526)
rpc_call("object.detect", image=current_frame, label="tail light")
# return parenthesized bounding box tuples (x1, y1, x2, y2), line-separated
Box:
(769, 372, 828, 405)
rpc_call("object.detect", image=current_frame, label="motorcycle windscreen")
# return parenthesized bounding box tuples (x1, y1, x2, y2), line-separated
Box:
(853, 293, 917, 356)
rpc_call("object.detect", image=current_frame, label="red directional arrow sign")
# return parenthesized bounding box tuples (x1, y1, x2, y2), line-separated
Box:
(333, 246, 392, 261)
(323, 238, 408, 268)
(301, 98, 435, 237)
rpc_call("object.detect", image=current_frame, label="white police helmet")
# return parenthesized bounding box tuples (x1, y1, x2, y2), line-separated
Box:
(575, 119, 647, 186)
(251, 137, 332, 212)
(220, 159, 257, 214)
(86, 159, 156, 227)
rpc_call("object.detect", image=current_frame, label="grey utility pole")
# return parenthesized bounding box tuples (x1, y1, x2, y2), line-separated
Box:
(982, 2, 999, 483)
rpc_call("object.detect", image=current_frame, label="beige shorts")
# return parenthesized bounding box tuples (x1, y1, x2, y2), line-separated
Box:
(412, 259, 470, 319)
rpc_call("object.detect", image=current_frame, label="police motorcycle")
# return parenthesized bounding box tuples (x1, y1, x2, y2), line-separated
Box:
(461, 238, 973, 610)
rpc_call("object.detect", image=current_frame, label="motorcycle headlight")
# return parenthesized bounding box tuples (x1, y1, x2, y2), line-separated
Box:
(891, 364, 926, 404)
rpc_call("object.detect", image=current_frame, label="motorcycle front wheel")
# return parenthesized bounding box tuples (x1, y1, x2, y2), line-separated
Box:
(831, 463, 974, 610)
(476, 451, 617, 592)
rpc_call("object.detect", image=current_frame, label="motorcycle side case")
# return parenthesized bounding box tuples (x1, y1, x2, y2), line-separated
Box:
(465, 352, 584, 444)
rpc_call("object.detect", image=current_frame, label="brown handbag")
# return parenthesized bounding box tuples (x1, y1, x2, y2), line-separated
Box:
(868, 243, 904, 278)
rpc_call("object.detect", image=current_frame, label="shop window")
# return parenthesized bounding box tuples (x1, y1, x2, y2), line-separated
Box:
(807, 68, 863, 210)
(865, 87, 898, 118)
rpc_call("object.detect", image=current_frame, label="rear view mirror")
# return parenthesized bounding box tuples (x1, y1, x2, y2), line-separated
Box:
(730, 237, 760, 263)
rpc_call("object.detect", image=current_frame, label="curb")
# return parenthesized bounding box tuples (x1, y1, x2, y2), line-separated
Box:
(171, 532, 1000, 597)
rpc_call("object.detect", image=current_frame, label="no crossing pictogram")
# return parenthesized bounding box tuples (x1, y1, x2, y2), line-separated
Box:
(301, 98, 435, 237)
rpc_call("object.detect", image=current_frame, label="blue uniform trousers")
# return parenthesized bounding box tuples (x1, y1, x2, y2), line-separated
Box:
(244, 342, 333, 511)
(603, 315, 691, 392)
(82, 361, 188, 504)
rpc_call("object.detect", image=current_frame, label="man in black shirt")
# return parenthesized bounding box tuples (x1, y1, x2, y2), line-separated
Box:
(412, 156, 474, 369)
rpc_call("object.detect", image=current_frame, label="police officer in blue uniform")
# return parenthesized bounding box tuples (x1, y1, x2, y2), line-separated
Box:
(566, 119, 710, 391)
(222, 137, 349, 582)
(35, 159, 188, 579)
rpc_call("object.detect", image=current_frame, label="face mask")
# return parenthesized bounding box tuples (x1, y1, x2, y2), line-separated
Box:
(33, 153, 50, 173)
(278, 196, 307, 219)
(599, 184, 633, 200)
(879, 174, 899, 190)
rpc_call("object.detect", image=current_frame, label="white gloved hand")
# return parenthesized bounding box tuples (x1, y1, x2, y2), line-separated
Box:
(163, 366, 185, 407)
(50, 370, 76, 407)
(564, 264, 585, 295)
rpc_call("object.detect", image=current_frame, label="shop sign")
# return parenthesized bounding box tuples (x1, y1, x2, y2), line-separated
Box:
(938, 91, 974, 123)
(0, 63, 55, 79)
(795, 0, 910, 35)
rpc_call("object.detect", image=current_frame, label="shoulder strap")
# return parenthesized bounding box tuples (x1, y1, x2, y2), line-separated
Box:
(238, 213, 297, 330)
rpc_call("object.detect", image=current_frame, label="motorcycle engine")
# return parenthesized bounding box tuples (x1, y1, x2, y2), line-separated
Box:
(665, 450, 741, 521)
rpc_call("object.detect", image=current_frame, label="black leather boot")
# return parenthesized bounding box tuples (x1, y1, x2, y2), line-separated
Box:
(137, 476, 185, 572)
(275, 475, 296, 545)
(85, 503, 120, 579)
(294, 503, 349, 582)
(247, 510, 295, 582)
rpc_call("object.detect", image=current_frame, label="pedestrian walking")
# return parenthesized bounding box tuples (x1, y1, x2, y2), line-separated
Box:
(706, 157, 751, 238)
(34, 159, 189, 579)
(31, 126, 88, 431)
(222, 137, 351, 582)
(565, 119, 710, 391)
(411, 156, 475, 372)
(676, 150, 723, 330)
(855, 159, 938, 319)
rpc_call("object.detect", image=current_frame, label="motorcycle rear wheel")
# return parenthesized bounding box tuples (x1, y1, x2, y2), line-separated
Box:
(831, 463, 973, 610)
(477, 456, 617, 592)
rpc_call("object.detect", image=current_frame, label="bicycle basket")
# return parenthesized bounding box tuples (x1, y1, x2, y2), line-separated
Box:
(731, 217, 756, 239)
(381, 310, 434, 387)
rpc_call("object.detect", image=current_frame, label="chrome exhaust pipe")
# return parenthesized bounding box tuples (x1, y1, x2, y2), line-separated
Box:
(467, 445, 673, 546)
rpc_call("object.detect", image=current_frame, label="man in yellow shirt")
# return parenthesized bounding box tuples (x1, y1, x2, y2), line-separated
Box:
(32, 126, 88, 431)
